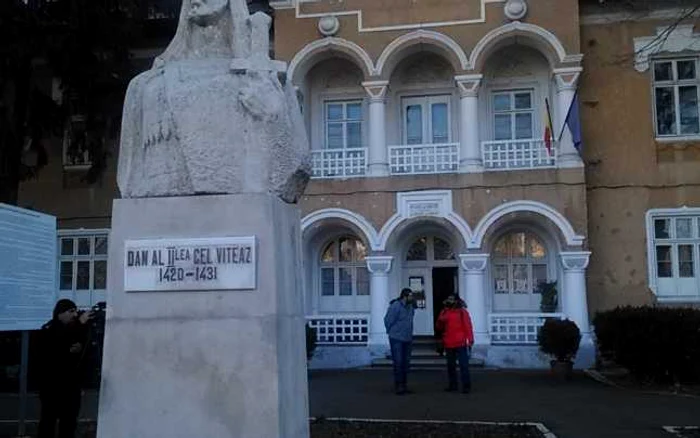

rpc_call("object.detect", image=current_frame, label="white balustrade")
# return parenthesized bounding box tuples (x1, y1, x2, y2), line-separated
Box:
(489, 313, 565, 345)
(389, 143, 459, 175)
(310, 148, 368, 179)
(306, 314, 369, 345)
(482, 139, 557, 170)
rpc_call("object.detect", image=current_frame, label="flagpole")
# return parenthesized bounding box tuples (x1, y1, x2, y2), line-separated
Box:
(557, 88, 579, 142)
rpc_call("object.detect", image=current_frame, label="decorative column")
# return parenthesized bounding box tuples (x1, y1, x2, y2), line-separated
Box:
(366, 255, 393, 349)
(455, 75, 483, 173)
(560, 251, 592, 337)
(459, 254, 490, 345)
(553, 67, 583, 168)
(362, 81, 390, 177)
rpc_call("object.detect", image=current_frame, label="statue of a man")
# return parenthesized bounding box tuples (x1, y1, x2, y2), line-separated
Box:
(117, 0, 309, 203)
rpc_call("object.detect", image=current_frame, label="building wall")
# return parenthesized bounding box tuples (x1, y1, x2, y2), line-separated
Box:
(580, 14, 700, 313)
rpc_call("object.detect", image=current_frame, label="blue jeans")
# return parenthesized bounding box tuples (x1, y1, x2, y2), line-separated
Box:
(446, 346, 471, 391)
(389, 338, 412, 390)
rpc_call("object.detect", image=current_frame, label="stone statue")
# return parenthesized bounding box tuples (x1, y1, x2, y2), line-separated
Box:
(117, 0, 310, 203)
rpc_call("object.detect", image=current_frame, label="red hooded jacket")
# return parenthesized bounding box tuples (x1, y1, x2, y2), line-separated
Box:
(436, 308, 474, 349)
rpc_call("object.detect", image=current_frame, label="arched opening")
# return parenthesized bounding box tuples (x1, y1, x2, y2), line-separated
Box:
(479, 45, 555, 170)
(490, 229, 554, 312)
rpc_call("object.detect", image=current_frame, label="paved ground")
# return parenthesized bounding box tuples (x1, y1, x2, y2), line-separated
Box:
(0, 369, 698, 437)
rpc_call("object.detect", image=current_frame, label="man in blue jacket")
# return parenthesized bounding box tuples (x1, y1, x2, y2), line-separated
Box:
(384, 288, 416, 395)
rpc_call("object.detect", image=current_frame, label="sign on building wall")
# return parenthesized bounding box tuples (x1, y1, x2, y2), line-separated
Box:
(0, 204, 57, 332)
(124, 236, 257, 292)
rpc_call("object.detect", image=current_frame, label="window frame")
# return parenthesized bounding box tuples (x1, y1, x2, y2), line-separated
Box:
(651, 58, 700, 140)
(318, 236, 369, 298)
(491, 231, 549, 296)
(57, 229, 110, 306)
(400, 94, 452, 146)
(490, 89, 536, 141)
(323, 100, 364, 150)
(645, 208, 700, 302)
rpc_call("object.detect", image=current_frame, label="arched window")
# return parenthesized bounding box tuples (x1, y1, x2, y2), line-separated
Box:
(406, 236, 454, 262)
(320, 236, 369, 297)
(492, 231, 548, 296)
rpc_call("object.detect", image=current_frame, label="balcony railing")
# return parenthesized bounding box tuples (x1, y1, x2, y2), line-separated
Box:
(482, 139, 556, 170)
(389, 142, 459, 175)
(310, 148, 367, 179)
(306, 314, 369, 345)
(489, 313, 565, 345)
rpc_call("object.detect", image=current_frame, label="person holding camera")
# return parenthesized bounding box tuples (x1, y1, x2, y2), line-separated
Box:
(38, 299, 94, 438)
(435, 294, 474, 394)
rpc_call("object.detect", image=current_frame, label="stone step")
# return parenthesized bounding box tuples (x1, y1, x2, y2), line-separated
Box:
(371, 356, 485, 369)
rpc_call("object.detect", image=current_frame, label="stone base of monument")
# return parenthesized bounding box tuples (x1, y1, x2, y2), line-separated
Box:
(97, 194, 309, 438)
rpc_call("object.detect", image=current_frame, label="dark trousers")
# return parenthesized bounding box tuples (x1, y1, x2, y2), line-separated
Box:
(446, 346, 471, 391)
(38, 387, 82, 438)
(389, 338, 412, 390)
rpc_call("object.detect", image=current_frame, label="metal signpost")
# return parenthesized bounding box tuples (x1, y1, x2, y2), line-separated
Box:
(0, 203, 57, 437)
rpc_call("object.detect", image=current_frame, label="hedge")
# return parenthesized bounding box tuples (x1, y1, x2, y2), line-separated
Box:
(593, 306, 700, 383)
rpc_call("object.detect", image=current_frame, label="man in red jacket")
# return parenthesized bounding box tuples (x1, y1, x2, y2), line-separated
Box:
(435, 294, 474, 393)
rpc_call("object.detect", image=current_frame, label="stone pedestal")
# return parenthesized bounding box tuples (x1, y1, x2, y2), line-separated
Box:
(97, 194, 309, 438)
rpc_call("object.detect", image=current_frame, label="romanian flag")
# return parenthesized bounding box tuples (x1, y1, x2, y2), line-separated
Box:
(543, 98, 554, 156)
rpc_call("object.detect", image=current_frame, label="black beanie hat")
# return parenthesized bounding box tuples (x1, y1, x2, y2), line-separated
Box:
(53, 299, 77, 319)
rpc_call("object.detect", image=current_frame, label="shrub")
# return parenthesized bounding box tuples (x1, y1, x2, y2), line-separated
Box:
(538, 318, 581, 362)
(305, 324, 317, 361)
(538, 281, 558, 313)
(593, 306, 700, 383)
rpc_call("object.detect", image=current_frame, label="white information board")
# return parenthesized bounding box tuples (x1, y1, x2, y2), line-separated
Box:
(124, 236, 257, 292)
(0, 203, 57, 331)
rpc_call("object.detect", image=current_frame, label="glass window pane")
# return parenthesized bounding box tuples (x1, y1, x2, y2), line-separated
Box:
(528, 237, 546, 258)
(656, 245, 672, 278)
(433, 237, 454, 260)
(494, 237, 509, 257)
(321, 268, 335, 296)
(654, 62, 673, 81)
(94, 236, 108, 255)
(354, 240, 367, 261)
(515, 113, 533, 139)
(326, 104, 343, 121)
(339, 238, 354, 262)
(356, 267, 370, 296)
(346, 103, 362, 120)
(431, 103, 448, 144)
(76, 261, 90, 290)
(494, 114, 512, 140)
(512, 264, 528, 293)
(655, 218, 670, 239)
(346, 122, 362, 148)
(676, 218, 693, 238)
(494, 265, 509, 293)
(406, 105, 423, 145)
(677, 60, 696, 80)
(510, 233, 526, 258)
(514, 93, 532, 110)
(655, 87, 676, 135)
(93, 260, 107, 289)
(60, 261, 73, 290)
(339, 268, 352, 296)
(60, 238, 74, 256)
(327, 123, 344, 149)
(678, 245, 694, 277)
(493, 94, 510, 112)
(532, 264, 547, 291)
(77, 238, 90, 255)
(679, 86, 699, 134)
(406, 237, 427, 261)
(322, 242, 336, 263)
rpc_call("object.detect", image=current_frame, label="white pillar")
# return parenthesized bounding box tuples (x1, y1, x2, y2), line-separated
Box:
(362, 81, 389, 177)
(367, 255, 393, 348)
(459, 254, 490, 345)
(455, 75, 483, 173)
(553, 67, 583, 168)
(560, 251, 592, 336)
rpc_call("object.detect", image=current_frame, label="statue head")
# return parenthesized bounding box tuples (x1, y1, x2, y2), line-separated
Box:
(187, 0, 229, 26)
(155, 0, 251, 65)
